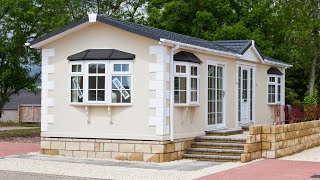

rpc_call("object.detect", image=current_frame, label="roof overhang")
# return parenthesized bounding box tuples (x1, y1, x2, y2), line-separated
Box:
(159, 39, 242, 59)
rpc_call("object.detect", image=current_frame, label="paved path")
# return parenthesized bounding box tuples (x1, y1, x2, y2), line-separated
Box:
(0, 127, 38, 131)
(0, 142, 40, 157)
(0, 170, 103, 180)
(199, 159, 320, 180)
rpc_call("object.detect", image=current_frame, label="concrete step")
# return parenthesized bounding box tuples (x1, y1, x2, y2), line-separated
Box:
(187, 148, 244, 154)
(195, 136, 246, 143)
(191, 142, 244, 149)
(206, 128, 244, 136)
(183, 154, 241, 162)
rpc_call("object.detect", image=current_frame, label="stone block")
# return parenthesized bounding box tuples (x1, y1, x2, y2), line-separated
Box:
(175, 142, 183, 151)
(251, 151, 262, 160)
(169, 152, 178, 161)
(94, 143, 101, 151)
(96, 152, 111, 159)
(151, 145, 165, 153)
(143, 153, 160, 162)
(51, 141, 65, 150)
(159, 153, 170, 162)
(42, 149, 59, 155)
(59, 150, 72, 157)
(266, 150, 276, 158)
(135, 144, 151, 153)
(256, 134, 261, 142)
(41, 141, 51, 149)
(241, 154, 251, 163)
(246, 135, 256, 144)
(104, 143, 119, 152)
(262, 150, 267, 158)
(262, 125, 271, 134)
(262, 142, 271, 150)
(128, 153, 143, 161)
(73, 151, 88, 158)
(66, 142, 80, 150)
(119, 144, 135, 153)
(80, 142, 95, 151)
(249, 126, 262, 135)
(166, 143, 175, 153)
(88, 151, 96, 158)
(112, 152, 128, 160)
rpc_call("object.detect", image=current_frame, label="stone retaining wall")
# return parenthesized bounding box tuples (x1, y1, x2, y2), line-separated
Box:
(41, 137, 194, 162)
(241, 120, 320, 162)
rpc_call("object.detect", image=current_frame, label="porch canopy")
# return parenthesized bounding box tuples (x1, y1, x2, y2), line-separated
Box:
(174, 51, 202, 64)
(67, 49, 135, 61)
(267, 67, 283, 75)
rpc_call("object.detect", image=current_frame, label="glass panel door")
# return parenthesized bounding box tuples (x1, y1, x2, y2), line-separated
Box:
(207, 62, 225, 130)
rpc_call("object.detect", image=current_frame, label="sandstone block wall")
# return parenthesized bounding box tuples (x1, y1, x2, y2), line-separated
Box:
(41, 137, 194, 162)
(241, 120, 320, 162)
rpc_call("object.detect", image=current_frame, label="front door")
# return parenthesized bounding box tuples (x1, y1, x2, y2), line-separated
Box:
(238, 65, 254, 125)
(207, 61, 225, 130)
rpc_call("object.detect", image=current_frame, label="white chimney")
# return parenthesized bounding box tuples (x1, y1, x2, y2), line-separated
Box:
(88, 12, 97, 22)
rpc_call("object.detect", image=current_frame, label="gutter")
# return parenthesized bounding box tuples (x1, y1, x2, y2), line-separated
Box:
(160, 39, 241, 59)
(169, 45, 179, 141)
(264, 59, 293, 68)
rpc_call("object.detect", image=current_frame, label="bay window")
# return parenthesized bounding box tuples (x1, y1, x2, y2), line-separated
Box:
(69, 61, 132, 105)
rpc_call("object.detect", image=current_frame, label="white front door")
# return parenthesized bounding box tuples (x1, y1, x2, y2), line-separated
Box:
(237, 65, 254, 125)
(206, 61, 225, 130)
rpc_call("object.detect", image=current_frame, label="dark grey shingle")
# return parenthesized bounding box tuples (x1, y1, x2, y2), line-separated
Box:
(3, 91, 41, 110)
(67, 49, 135, 61)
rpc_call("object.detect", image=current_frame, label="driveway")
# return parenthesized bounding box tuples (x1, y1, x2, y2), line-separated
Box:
(0, 142, 40, 157)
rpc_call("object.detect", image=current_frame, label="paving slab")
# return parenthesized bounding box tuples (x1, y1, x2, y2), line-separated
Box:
(199, 159, 320, 180)
(7, 153, 223, 171)
(0, 142, 40, 157)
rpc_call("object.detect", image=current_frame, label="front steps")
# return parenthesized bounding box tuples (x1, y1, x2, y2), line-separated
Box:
(183, 129, 246, 162)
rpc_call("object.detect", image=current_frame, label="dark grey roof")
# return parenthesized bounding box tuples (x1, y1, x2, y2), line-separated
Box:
(30, 15, 291, 66)
(264, 56, 291, 66)
(267, 67, 283, 75)
(4, 91, 41, 110)
(212, 40, 252, 54)
(67, 49, 135, 61)
(174, 51, 202, 64)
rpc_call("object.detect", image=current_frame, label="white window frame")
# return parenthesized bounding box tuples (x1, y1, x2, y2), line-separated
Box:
(69, 60, 133, 106)
(110, 61, 133, 106)
(69, 62, 84, 105)
(268, 75, 282, 105)
(174, 62, 200, 106)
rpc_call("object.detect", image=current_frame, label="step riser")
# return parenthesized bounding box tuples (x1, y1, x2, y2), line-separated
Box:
(195, 139, 246, 143)
(192, 145, 243, 149)
(206, 132, 242, 136)
(184, 158, 240, 162)
(187, 151, 242, 156)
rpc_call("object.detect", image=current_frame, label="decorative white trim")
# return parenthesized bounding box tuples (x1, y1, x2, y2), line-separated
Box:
(149, 116, 166, 126)
(43, 98, 55, 107)
(43, 65, 55, 74)
(156, 125, 170, 135)
(149, 63, 165, 72)
(42, 81, 55, 90)
(88, 13, 97, 22)
(43, 115, 55, 124)
(42, 48, 55, 57)
(149, 80, 165, 90)
(149, 99, 165, 108)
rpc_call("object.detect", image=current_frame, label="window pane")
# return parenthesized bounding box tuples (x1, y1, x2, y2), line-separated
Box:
(180, 91, 186, 103)
(122, 64, 129, 72)
(112, 90, 121, 103)
(97, 76, 105, 89)
(98, 64, 105, 73)
(269, 77, 275, 82)
(112, 76, 121, 89)
(176, 65, 181, 73)
(97, 90, 105, 101)
(71, 90, 77, 102)
(114, 64, 121, 72)
(122, 76, 130, 89)
(191, 66, 197, 76)
(89, 90, 96, 101)
(89, 76, 96, 89)
(122, 90, 131, 103)
(89, 64, 96, 73)
(174, 77, 179, 90)
(278, 85, 281, 102)
(72, 65, 81, 72)
(191, 91, 197, 102)
(180, 66, 186, 73)
(191, 78, 197, 90)
(278, 77, 281, 84)
(180, 77, 186, 90)
(174, 91, 179, 103)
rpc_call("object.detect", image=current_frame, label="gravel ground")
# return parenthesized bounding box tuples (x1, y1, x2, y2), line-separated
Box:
(280, 146, 320, 162)
(0, 154, 258, 180)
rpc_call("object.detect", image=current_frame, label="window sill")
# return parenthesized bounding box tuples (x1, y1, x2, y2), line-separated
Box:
(69, 103, 133, 107)
(267, 103, 281, 106)
(174, 104, 200, 107)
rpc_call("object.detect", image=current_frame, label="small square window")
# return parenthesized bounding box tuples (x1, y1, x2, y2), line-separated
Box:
(269, 77, 275, 82)
(114, 64, 121, 72)
(72, 65, 81, 72)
